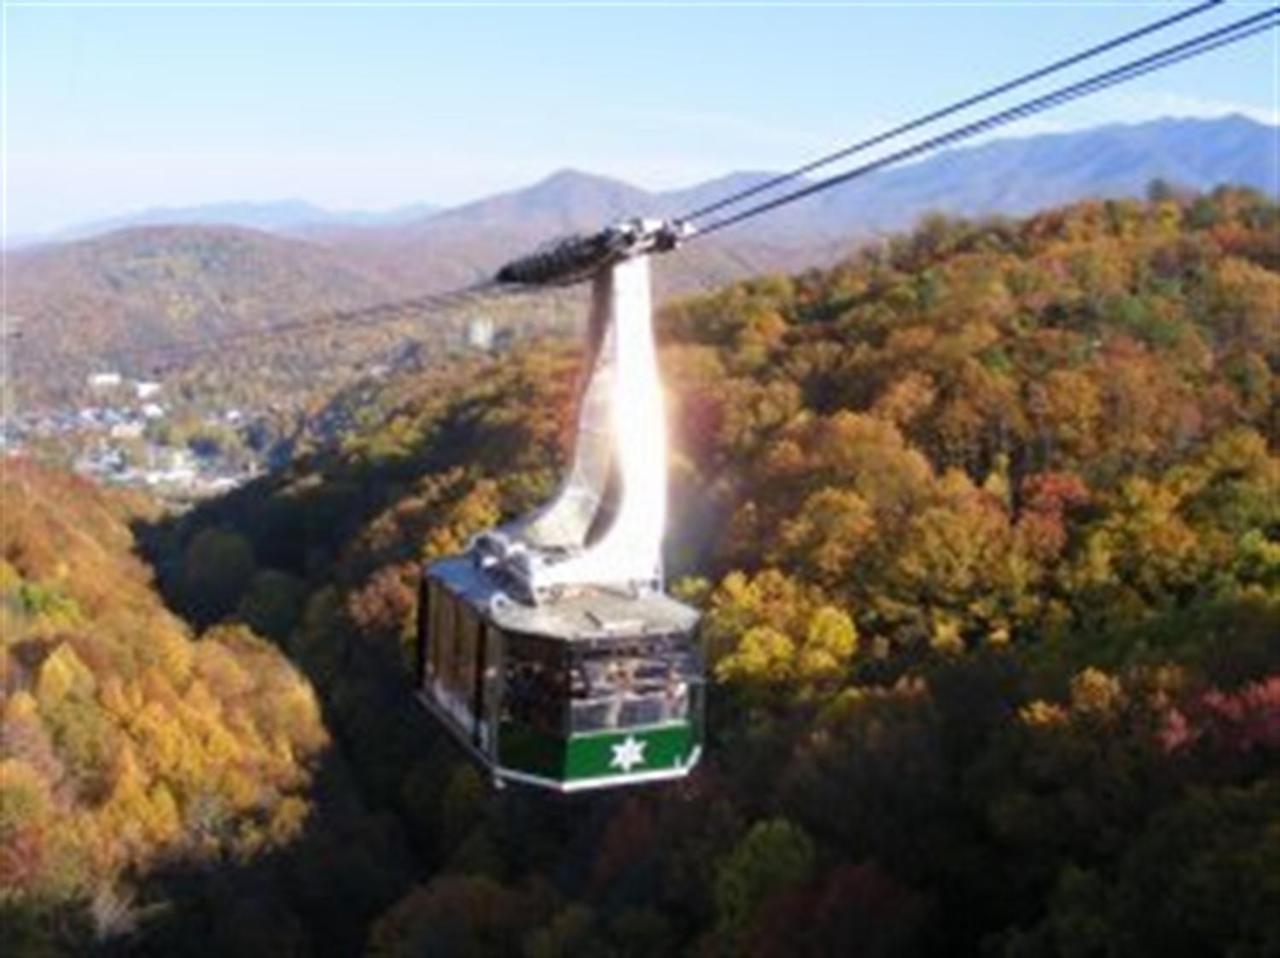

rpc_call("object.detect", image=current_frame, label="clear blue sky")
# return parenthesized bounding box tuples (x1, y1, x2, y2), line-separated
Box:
(5, 1, 1276, 235)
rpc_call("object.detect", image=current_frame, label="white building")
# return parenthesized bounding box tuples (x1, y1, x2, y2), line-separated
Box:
(88, 372, 123, 390)
(109, 422, 145, 440)
(135, 381, 162, 400)
(467, 316, 495, 352)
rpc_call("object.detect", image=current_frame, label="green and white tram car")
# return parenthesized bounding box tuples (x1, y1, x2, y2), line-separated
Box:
(417, 557, 703, 791)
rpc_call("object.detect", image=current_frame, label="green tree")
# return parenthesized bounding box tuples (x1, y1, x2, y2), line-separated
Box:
(713, 819, 815, 952)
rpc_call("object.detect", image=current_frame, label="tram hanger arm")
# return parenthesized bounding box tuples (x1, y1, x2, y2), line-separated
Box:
(495, 217, 692, 287)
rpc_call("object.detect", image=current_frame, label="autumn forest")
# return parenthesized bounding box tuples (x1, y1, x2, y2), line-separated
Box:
(3, 186, 1279, 956)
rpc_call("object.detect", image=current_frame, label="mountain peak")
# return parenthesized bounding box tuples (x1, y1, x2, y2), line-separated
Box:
(529, 167, 651, 198)
(538, 167, 605, 185)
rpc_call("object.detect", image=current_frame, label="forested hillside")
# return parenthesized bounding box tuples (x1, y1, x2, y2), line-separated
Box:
(8, 225, 403, 355)
(0, 462, 342, 951)
(5, 186, 1278, 956)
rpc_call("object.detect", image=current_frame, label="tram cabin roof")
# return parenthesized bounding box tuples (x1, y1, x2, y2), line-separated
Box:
(426, 555, 698, 645)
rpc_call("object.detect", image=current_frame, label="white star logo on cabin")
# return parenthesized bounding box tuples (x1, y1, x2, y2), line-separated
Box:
(610, 736, 647, 773)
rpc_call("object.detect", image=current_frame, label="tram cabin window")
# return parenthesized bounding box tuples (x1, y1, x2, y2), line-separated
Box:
(502, 634, 567, 735)
(429, 586, 454, 697)
(429, 589, 482, 729)
(570, 639, 700, 733)
(422, 576, 442, 686)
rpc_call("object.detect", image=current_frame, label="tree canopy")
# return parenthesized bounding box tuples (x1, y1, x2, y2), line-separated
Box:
(5, 186, 1278, 956)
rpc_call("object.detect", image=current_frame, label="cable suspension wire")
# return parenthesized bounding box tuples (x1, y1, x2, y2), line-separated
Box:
(11, 279, 510, 371)
(692, 8, 1279, 239)
(679, 0, 1223, 223)
(138, 280, 504, 361)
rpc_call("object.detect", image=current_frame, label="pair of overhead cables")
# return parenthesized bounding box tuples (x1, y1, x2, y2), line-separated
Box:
(678, 0, 1225, 224)
(685, 4, 1277, 237)
(9, 280, 508, 373)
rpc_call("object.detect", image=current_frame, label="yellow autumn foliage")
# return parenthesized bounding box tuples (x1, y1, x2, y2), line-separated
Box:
(1, 460, 329, 904)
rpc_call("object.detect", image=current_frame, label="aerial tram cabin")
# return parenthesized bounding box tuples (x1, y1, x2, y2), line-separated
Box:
(416, 558, 703, 791)
(415, 219, 705, 792)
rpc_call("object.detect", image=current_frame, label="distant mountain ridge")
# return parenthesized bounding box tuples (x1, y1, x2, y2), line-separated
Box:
(768, 113, 1278, 237)
(8, 114, 1276, 389)
(34, 114, 1276, 249)
(313, 114, 1278, 293)
(42, 198, 441, 243)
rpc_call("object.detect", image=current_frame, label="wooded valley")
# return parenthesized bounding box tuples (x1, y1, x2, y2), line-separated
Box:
(3, 186, 1278, 956)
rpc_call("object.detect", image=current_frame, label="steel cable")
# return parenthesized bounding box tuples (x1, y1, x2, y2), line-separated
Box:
(692, 8, 1278, 238)
(679, 0, 1223, 223)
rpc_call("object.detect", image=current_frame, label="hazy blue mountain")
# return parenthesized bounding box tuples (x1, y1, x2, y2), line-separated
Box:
(769, 114, 1277, 238)
(36, 115, 1274, 256)
(44, 199, 440, 244)
(421, 168, 653, 235)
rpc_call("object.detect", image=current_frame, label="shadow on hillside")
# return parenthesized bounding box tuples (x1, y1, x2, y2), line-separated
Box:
(112, 747, 418, 958)
(120, 471, 437, 956)
(125, 468, 617, 957)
